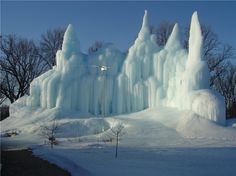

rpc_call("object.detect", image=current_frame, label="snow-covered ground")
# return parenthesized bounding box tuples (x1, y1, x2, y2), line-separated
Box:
(1, 107, 236, 176)
(33, 146, 236, 176)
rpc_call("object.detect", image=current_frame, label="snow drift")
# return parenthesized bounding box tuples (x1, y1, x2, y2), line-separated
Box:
(11, 11, 225, 125)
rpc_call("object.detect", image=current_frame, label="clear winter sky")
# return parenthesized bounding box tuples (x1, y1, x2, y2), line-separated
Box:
(1, 1, 236, 53)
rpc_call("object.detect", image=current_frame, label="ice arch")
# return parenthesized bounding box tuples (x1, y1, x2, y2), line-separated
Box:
(12, 11, 225, 125)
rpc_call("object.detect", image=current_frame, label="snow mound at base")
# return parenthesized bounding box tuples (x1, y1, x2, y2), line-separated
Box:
(1, 107, 236, 148)
(176, 111, 236, 141)
(186, 90, 225, 125)
(56, 118, 110, 138)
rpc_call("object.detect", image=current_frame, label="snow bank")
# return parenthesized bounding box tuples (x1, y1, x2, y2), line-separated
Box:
(9, 10, 225, 125)
(56, 118, 110, 138)
(176, 111, 235, 140)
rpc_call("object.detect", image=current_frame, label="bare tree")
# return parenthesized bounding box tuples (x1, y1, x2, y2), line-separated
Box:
(150, 22, 175, 46)
(208, 44, 234, 87)
(40, 28, 65, 68)
(109, 122, 125, 158)
(0, 35, 48, 103)
(0, 105, 9, 121)
(40, 120, 60, 149)
(0, 92, 6, 105)
(213, 63, 236, 118)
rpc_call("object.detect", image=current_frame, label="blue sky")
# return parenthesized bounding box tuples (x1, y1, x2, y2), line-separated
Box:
(1, 1, 236, 53)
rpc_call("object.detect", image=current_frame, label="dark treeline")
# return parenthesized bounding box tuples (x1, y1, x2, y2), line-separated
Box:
(0, 28, 65, 104)
(0, 23, 235, 119)
(0, 28, 65, 120)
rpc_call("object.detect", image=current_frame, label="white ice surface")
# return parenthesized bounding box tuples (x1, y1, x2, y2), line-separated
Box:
(7, 10, 226, 125)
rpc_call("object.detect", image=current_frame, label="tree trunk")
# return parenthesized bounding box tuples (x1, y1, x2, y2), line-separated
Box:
(115, 134, 118, 158)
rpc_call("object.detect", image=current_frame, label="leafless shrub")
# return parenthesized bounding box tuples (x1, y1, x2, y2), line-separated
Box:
(40, 120, 60, 149)
(108, 122, 125, 158)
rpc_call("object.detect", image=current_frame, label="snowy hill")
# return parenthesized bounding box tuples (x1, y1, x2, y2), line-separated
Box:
(2, 106, 236, 149)
(1, 106, 236, 176)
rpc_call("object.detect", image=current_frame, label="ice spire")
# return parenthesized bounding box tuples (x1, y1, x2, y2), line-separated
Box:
(184, 12, 210, 91)
(141, 10, 149, 31)
(165, 23, 181, 51)
(188, 11, 203, 63)
(138, 10, 150, 40)
(62, 24, 80, 56)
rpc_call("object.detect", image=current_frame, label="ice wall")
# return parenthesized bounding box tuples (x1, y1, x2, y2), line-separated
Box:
(119, 10, 160, 113)
(13, 11, 225, 124)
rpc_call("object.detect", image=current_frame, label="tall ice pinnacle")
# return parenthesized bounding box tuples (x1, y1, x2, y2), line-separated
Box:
(141, 10, 149, 30)
(185, 11, 210, 91)
(165, 23, 181, 50)
(62, 24, 80, 56)
(138, 10, 150, 40)
(188, 11, 203, 64)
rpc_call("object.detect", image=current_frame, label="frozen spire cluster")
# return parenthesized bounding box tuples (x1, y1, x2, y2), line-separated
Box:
(13, 11, 225, 125)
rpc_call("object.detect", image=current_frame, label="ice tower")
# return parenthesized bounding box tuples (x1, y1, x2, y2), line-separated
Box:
(11, 11, 226, 125)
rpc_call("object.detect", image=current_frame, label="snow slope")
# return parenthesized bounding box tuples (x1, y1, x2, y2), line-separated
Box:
(33, 146, 236, 176)
(2, 107, 236, 149)
(2, 107, 236, 176)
